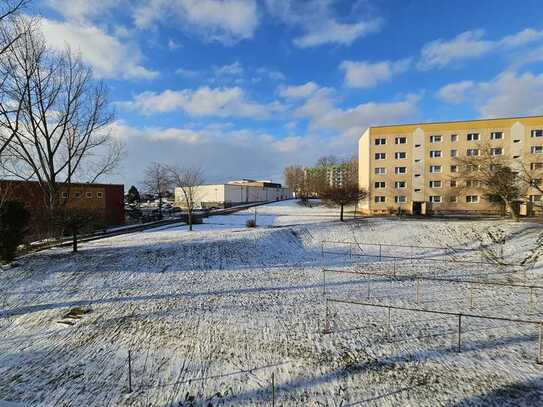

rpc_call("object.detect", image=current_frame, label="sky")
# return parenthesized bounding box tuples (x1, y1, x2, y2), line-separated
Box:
(28, 0, 543, 189)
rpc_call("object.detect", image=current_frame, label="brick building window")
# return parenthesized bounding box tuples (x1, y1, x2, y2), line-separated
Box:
(395, 137, 407, 144)
(74, 192, 81, 198)
(375, 152, 386, 160)
(430, 150, 442, 158)
(395, 181, 406, 188)
(466, 195, 479, 203)
(86, 192, 93, 198)
(429, 180, 442, 188)
(374, 181, 386, 188)
(467, 133, 480, 141)
(450, 149, 457, 157)
(531, 146, 543, 154)
(467, 149, 479, 156)
(375, 167, 386, 175)
(375, 138, 386, 145)
(97, 192, 103, 198)
(430, 135, 442, 143)
(429, 196, 442, 203)
(395, 166, 407, 174)
(429, 165, 442, 173)
(395, 196, 407, 203)
(61, 192, 68, 198)
(490, 147, 503, 156)
(395, 152, 407, 159)
(450, 165, 458, 173)
(374, 196, 386, 203)
(451, 134, 458, 142)
(532, 130, 543, 138)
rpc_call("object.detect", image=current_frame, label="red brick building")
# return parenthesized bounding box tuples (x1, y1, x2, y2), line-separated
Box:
(0, 180, 125, 226)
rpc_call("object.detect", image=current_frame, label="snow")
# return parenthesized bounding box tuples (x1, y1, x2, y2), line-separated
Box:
(1, 199, 543, 406)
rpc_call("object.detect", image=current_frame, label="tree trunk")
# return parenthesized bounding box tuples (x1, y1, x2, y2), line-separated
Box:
(188, 209, 193, 231)
(72, 229, 78, 253)
(506, 201, 519, 222)
(340, 204, 344, 221)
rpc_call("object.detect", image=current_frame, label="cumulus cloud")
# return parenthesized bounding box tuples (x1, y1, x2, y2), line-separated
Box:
(265, 0, 382, 48)
(40, 18, 158, 80)
(340, 59, 411, 88)
(133, 0, 259, 45)
(213, 62, 244, 77)
(418, 28, 543, 70)
(119, 86, 284, 119)
(278, 82, 320, 99)
(437, 71, 543, 117)
(436, 80, 475, 104)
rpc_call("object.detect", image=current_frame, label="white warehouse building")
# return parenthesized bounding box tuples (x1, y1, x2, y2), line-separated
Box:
(175, 179, 291, 209)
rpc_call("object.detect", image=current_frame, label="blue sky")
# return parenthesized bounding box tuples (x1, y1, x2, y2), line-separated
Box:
(30, 0, 543, 188)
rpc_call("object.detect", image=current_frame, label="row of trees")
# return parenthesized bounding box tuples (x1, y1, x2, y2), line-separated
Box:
(283, 156, 367, 221)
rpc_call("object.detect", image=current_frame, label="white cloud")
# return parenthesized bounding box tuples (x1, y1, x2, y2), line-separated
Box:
(120, 86, 283, 119)
(214, 62, 244, 76)
(418, 30, 495, 70)
(294, 88, 419, 139)
(256, 67, 286, 81)
(175, 68, 201, 78)
(340, 59, 411, 88)
(168, 39, 181, 50)
(40, 18, 158, 80)
(278, 82, 320, 99)
(46, 0, 122, 23)
(265, 0, 382, 48)
(133, 0, 259, 45)
(418, 28, 543, 70)
(436, 80, 475, 104)
(436, 71, 543, 118)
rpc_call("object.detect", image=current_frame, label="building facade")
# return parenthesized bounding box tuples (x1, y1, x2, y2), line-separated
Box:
(358, 116, 543, 215)
(305, 164, 350, 188)
(0, 180, 125, 225)
(175, 180, 290, 209)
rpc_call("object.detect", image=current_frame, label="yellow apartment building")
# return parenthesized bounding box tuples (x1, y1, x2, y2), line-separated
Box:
(358, 115, 543, 215)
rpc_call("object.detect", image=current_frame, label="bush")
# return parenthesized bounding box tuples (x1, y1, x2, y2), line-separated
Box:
(0, 201, 30, 262)
(246, 219, 257, 228)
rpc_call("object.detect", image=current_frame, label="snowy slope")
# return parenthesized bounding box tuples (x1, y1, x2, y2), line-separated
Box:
(1, 200, 543, 406)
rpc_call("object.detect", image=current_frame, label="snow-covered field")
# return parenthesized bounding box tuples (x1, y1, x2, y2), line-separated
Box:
(2, 200, 543, 406)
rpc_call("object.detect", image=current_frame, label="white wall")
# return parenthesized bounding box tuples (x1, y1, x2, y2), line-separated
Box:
(176, 184, 290, 207)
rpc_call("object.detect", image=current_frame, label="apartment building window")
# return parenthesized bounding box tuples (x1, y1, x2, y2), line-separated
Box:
(467, 133, 480, 141)
(61, 192, 68, 198)
(490, 147, 503, 156)
(395, 151, 407, 159)
(74, 192, 81, 198)
(395, 166, 407, 174)
(531, 146, 543, 154)
(395, 136, 407, 144)
(530, 195, 542, 202)
(451, 134, 458, 142)
(395, 196, 407, 203)
(429, 180, 442, 188)
(414, 159, 422, 163)
(449, 196, 458, 203)
(395, 181, 406, 189)
(375, 138, 386, 145)
(467, 148, 479, 156)
(532, 130, 543, 138)
(531, 163, 543, 170)
(450, 180, 457, 187)
(375, 152, 386, 160)
(450, 165, 458, 173)
(513, 139, 521, 143)
(430, 150, 442, 158)
(450, 149, 457, 157)
(375, 167, 386, 175)
(430, 135, 442, 143)
(374, 181, 386, 189)
(86, 192, 93, 198)
(414, 188, 422, 192)
(429, 165, 442, 173)
(374, 196, 386, 203)
(490, 132, 503, 140)
(429, 196, 442, 203)
(466, 180, 480, 188)
(97, 192, 103, 198)
(466, 195, 479, 203)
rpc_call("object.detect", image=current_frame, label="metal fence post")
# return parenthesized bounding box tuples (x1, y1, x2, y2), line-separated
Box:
(379, 244, 382, 261)
(457, 314, 462, 352)
(349, 245, 352, 260)
(324, 298, 329, 333)
(530, 287, 534, 312)
(322, 269, 326, 296)
(367, 279, 371, 299)
(128, 349, 132, 393)
(272, 372, 275, 407)
(469, 284, 474, 309)
(539, 324, 542, 364)
(416, 279, 421, 304)
(321, 242, 324, 258)
(387, 306, 391, 339)
(393, 259, 396, 278)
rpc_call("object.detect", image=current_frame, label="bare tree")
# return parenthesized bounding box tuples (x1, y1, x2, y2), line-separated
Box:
(316, 155, 339, 168)
(142, 162, 170, 219)
(453, 143, 527, 221)
(169, 165, 204, 231)
(0, 24, 118, 212)
(283, 164, 304, 198)
(320, 163, 366, 221)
